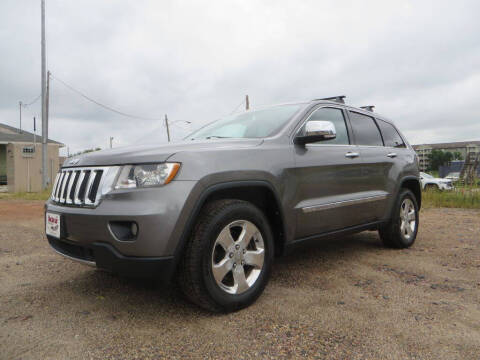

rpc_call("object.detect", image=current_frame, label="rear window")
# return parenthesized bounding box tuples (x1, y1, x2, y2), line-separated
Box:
(348, 111, 383, 146)
(376, 119, 406, 148)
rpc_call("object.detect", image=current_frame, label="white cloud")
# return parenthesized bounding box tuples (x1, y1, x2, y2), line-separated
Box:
(1, 0, 479, 155)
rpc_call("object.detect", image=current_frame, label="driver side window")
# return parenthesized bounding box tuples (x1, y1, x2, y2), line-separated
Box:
(304, 107, 350, 145)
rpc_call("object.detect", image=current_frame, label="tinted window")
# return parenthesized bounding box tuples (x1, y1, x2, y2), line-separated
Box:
(303, 107, 349, 145)
(349, 111, 383, 146)
(376, 119, 406, 148)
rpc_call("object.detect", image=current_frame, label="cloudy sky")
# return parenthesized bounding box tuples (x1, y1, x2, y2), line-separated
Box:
(1, 0, 479, 155)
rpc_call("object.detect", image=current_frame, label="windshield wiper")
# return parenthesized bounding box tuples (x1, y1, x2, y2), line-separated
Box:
(205, 136, 231, 139)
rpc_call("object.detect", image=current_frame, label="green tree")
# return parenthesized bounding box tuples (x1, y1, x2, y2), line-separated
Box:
(453, 151, 463, 160)
(427, 150, 453, 171)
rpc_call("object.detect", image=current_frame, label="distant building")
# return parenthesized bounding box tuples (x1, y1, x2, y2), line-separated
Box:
(0, 123, 64, 192)
(412, 141, 480, 171)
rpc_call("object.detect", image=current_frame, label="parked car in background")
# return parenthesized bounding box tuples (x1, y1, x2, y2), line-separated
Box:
(420, 172, 453, 190)
(45, 98, 421, 312)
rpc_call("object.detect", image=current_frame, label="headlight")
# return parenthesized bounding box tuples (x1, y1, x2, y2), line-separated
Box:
(114, 163, 180, 189)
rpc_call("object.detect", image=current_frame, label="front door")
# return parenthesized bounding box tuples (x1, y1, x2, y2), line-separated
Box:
(293, 106, 368, 239)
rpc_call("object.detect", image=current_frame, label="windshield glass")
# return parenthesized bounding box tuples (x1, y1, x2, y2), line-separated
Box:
(187, 104, 302, 140)
(420, 172, 433, 178)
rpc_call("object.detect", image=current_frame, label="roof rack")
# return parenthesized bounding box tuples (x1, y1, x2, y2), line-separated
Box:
(313, 95, 346, 104)
(360, 105, 375, 112)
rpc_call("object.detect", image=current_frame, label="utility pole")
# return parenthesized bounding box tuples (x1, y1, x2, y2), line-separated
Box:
(46, 70, 50, 127)
(245, 95, 250, 110)
(165, 114, 171, 142)
(33, 117, 37, 147)
(41, 0, 48, 189)
(110, 137, 114, 148)
(19, 101, 22, 133)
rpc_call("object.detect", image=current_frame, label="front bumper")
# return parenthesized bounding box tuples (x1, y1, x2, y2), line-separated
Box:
(439, 182, 453, 190)
(48, 236, 175, 281)
(45, 180, 200, 281)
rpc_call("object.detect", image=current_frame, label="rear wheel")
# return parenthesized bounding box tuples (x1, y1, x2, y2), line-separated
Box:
(178, 199, 274, 312)
(379, 189, 419, 248)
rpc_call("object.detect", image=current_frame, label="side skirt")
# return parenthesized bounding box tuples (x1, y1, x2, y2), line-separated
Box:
(284, 220, 386, 255)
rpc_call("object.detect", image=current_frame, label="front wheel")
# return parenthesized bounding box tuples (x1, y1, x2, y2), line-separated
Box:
(178, 199, 274, 312)
(379, 189, 419, 248)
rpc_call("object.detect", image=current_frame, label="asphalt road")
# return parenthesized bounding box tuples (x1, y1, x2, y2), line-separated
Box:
(1, 200, 479, 359)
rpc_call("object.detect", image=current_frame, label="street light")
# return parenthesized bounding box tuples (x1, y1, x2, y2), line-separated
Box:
(164, 115, 191, 142)
(170, 120, 192, 125)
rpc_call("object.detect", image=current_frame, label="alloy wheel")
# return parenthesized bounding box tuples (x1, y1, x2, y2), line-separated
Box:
(211, 220, 265, 295)
(399, 198, 416, 241)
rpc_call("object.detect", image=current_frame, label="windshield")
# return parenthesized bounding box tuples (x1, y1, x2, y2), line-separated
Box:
(187, 104, 302, 140)
(420, 172, 433, 178)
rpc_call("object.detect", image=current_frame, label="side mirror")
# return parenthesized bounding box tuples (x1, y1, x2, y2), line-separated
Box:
(294, 120, 336, 145)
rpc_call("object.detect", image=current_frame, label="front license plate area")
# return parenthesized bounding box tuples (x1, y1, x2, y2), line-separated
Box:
(46, 212, 61, 238)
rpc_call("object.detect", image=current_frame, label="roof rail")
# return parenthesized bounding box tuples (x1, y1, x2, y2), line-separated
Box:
(314, 95, 346, 104)
(360, 105, 375, 112)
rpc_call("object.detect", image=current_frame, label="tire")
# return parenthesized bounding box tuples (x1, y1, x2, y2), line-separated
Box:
(178, 199, 274, 312)
(379, 189, 419, 249)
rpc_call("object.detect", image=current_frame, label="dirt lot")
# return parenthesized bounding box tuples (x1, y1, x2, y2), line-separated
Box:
(1, 200, 479, 360)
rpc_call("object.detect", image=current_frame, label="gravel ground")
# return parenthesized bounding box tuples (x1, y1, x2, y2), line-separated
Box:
(1, 200, 479, 360)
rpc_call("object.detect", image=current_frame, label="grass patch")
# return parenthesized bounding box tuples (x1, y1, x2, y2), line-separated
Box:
(0, 188, 51, 201)
(422, 187, 480, 209)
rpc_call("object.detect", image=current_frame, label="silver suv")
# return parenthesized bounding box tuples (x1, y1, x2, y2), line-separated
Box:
(45, 97, 421, 312)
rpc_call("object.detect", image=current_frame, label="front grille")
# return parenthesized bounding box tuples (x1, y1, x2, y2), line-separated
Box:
(51, 167, 109, 207)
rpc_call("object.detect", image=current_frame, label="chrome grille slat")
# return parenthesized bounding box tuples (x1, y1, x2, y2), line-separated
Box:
(55, 172, 65, 201)
(52, 173, 60, 199)
(65, 171, 79, 204)
(59, 172, 69, 202)
(73, 171, 86, 205)
(78, 170, 91, 203)
(50, 167, 110, 207)
(66, 172, 75, 202)
(83, 170, 97, 206)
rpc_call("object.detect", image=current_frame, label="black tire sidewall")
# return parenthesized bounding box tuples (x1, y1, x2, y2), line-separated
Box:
(200, 202, 274, 310)
(393, 189, 419, 247)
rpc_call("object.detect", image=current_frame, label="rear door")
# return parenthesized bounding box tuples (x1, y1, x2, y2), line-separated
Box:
(375, 118, 410, 204)
(346, 111, 391, 222)
(293, 106, 367, 238)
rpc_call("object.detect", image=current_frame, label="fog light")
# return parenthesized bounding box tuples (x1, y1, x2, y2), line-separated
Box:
(108, 221, 139, 241)
(131, 222, 138, 237)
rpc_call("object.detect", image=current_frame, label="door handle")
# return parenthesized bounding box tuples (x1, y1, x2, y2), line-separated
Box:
(345, 152, 359, 158)
(387, 152, 397, 158)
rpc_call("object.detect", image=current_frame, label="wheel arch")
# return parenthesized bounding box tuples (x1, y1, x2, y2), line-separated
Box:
(172, 181, 287, 271)
(399, 176, 422, 210)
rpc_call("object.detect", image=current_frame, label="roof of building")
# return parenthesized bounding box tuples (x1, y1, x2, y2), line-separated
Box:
(0, 123, 64, 146)
(412, 140, 480, 150)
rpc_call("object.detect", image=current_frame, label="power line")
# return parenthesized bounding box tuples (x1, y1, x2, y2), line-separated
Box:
(169, 122, 190, 130)
(22, 94, 41, 107)
(51, 73, 163, 121)
(230, 99, 245, 114)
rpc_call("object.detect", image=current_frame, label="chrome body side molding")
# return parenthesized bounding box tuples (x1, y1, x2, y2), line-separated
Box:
(302, 194, 388, 213)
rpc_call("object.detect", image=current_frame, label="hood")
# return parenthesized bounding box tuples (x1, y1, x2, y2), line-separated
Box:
(63, 138, 263, 167)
